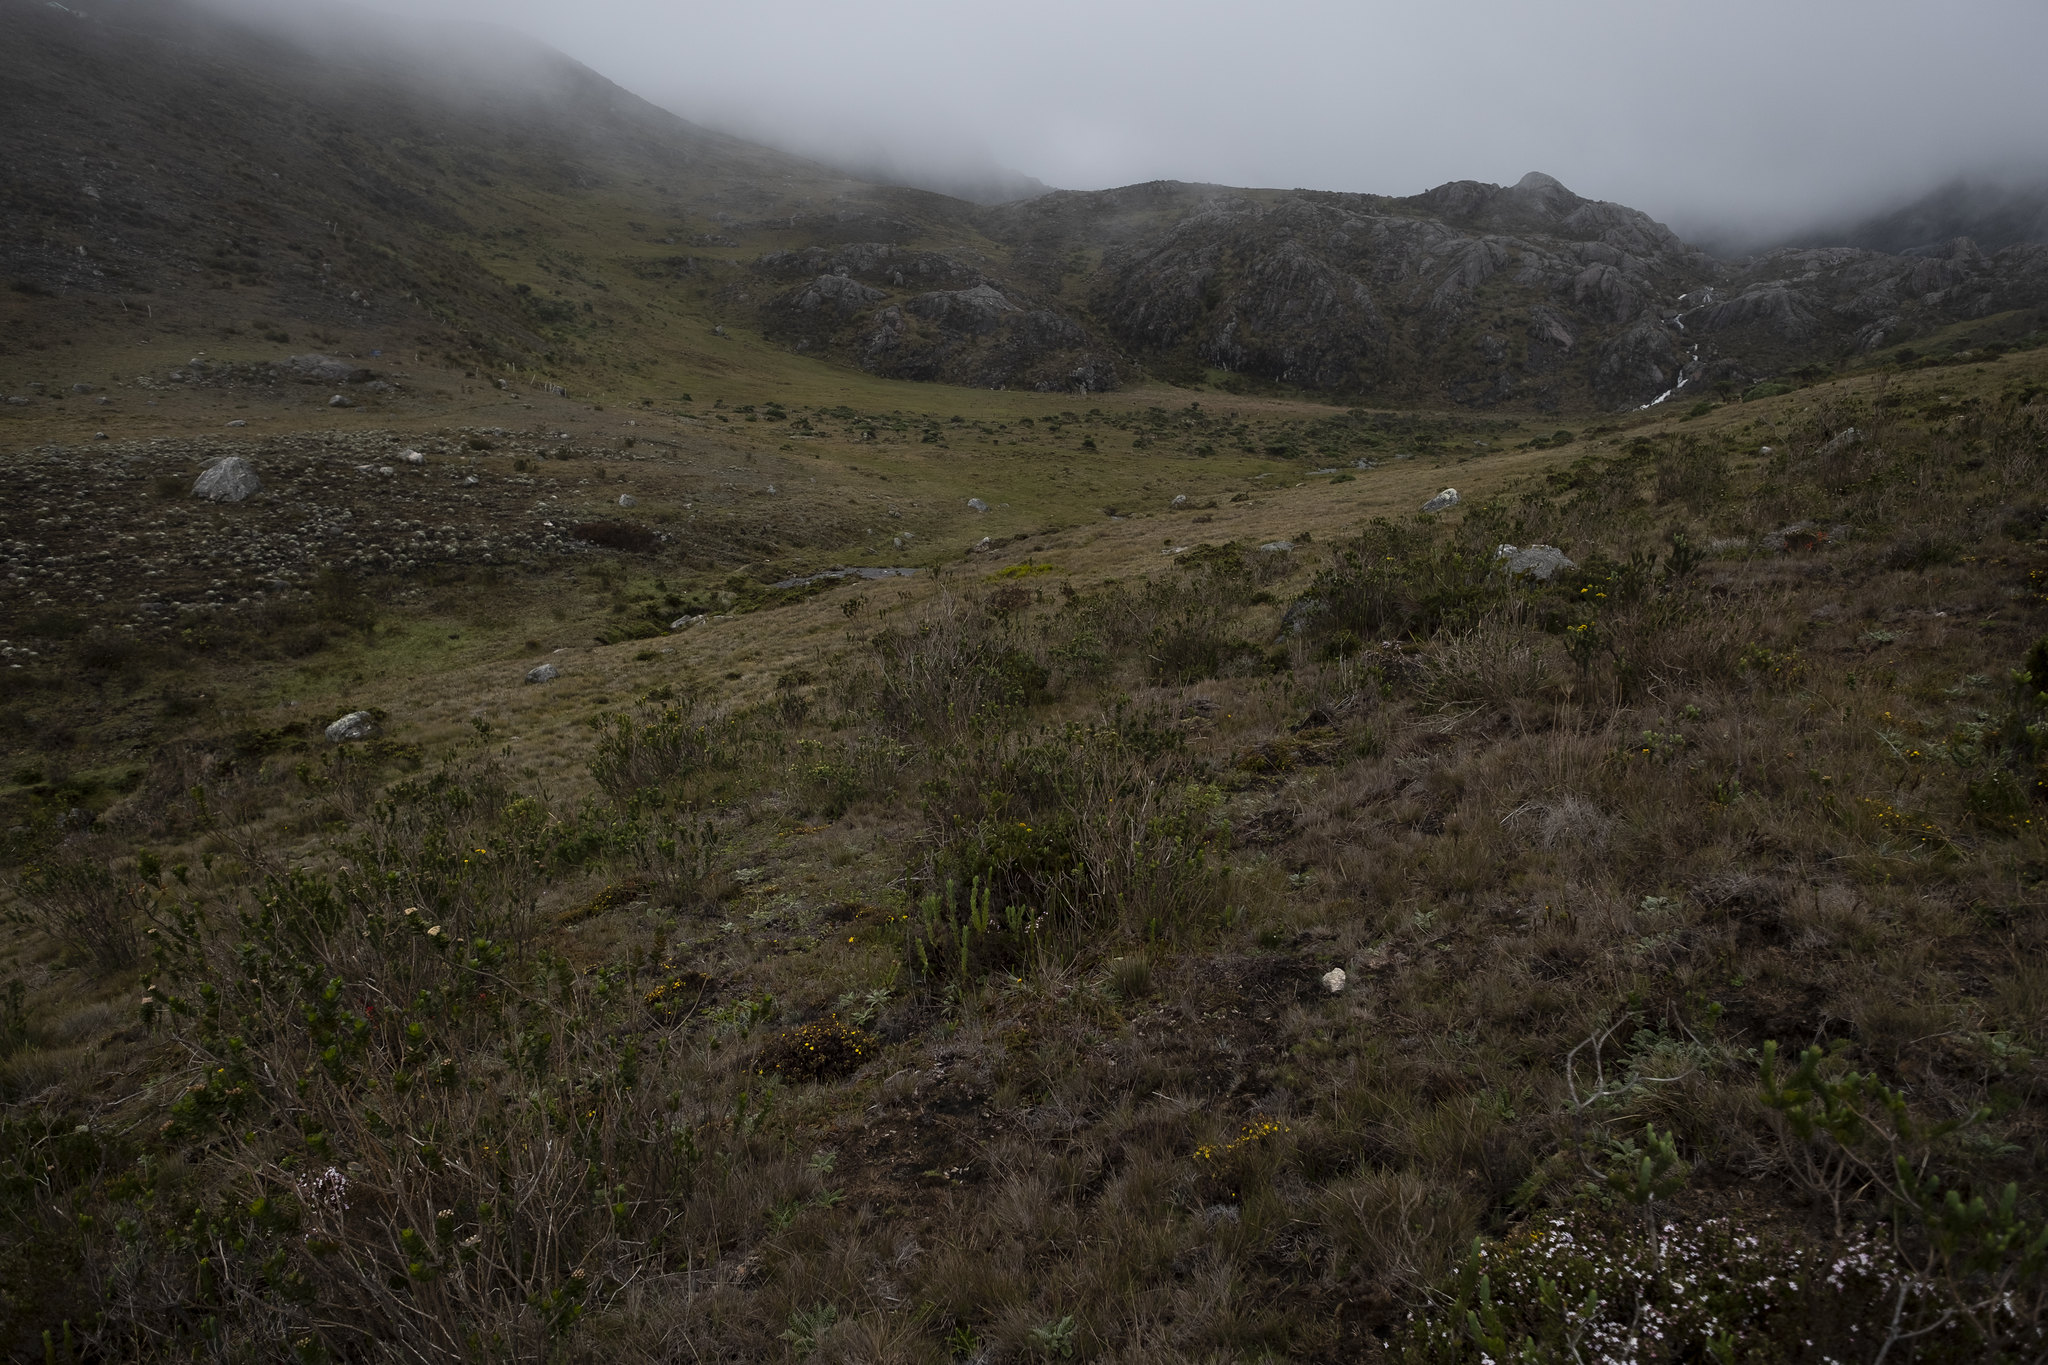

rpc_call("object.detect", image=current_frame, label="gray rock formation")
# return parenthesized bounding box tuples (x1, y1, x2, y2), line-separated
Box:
(288, 354, 373, 384)
(971, 173, 2048, 408)
(192, 456, 262, 502)
(526, 663, 560, 684)
(784, 273, 888, 316)
(325, 711, 378, 744)
(1496, 544, 1577, 581)
(1421, 488, 1460, 513)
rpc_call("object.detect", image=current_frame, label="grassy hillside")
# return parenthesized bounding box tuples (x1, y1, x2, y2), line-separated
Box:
(2, 311, 2045, 1359)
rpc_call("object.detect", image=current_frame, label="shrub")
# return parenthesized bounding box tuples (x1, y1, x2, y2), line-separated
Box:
(7, 839, 144, 972)
(1654, 436, 1730, 507)
(1302, 520, 1507, 644)
(756, 1017, 875, 1082)
(912, 722, 1227, 953)
(588, 703, 754, 802)
(1407, 1212, 1914, 1362)
(871, 596, 1049, 735)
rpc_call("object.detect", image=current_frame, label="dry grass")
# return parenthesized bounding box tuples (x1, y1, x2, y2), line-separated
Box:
(1, 351, 2047, 1360)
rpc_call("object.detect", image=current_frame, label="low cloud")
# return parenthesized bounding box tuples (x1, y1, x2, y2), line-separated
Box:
(203, 0, 2048, 243)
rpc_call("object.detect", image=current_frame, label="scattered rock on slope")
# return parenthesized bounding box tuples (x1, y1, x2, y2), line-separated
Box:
(325, 711, 378, 744)
(191, 456, 262, 502)
(1496, 544, 1576, 581)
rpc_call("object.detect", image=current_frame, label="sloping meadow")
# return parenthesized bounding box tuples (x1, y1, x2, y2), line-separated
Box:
(4, 381, 2048, 1361)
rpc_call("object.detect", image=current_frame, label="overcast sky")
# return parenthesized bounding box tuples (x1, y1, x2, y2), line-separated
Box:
(252, 0, 2048, 244)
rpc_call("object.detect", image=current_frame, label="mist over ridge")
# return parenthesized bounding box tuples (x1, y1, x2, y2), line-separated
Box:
(186, 0, 2048, 251)
(10, 0, 2047, 414)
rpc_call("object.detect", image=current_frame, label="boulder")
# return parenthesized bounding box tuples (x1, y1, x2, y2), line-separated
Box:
(403, 450, 425, 465)
(1259, 540, 1294, 553)
(288, 353, 373, 384)
(1279, 596, 1325, 635)
(618, 494, 637, 508)
(525, 663, 560, 684)
(1496, 543, 1576, 581)
(324, 711, 378, 744)
(1421, 488, 1460, 513)
(967, 497, 988, 512)
(1321, 967, 1348, 995)
(192, 456, 262, 503)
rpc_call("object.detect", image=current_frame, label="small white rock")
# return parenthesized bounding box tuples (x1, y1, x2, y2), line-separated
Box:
(525, 663, 560, 684)
(403, 450, 425, 465)
(618, 493, 637, 508)
(1321, 968, 1348, 995)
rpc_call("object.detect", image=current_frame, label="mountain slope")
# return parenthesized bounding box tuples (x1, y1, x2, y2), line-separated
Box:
(984, 172, 2048, 409)
(5, 0, 2046, 413)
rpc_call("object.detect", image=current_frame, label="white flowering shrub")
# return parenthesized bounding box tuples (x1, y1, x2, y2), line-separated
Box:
(1404, 1212, 1964, 1364)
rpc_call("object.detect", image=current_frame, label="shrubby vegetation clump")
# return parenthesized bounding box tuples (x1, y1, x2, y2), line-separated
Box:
(3, 380, 2048, 1360)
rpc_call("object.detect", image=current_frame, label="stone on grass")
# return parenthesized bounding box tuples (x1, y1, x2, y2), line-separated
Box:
(1495, 543, 1577, 581)
(525, 663, 560, 684)
(1421, 487, 1460, 513)
(325, 711, 378, 744)
(618, 493, 637, 508)
(1322, 967, 1348, 994)
(192, 456, 262, 503)
(967, 497, 989, 512)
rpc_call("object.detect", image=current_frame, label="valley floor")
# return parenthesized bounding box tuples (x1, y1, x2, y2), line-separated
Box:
(2, 345, 2047, 1363)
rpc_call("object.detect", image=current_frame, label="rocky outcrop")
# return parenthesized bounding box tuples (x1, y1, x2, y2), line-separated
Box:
(779, 273, 888, 317)
(755, 243, 984, 291)
(978, 172, 2048, 409)
(757, 248, 1122, 392)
